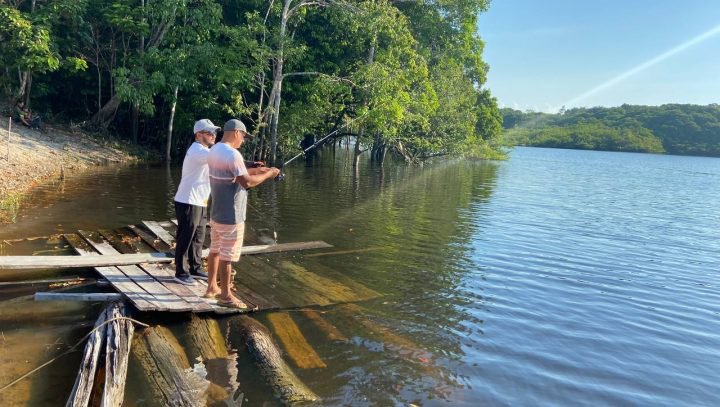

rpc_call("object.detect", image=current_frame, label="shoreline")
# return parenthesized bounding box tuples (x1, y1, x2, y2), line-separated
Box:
(0, 117, 142, 223)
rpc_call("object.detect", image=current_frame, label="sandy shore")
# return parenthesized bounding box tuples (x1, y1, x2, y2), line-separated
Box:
(0, 117, 139, 222)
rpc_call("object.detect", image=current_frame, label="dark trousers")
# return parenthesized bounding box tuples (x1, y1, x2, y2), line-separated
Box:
(174, 201, 207, 277)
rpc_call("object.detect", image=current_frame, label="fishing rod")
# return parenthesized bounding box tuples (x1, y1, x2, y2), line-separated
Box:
(276, 110, 373, 181)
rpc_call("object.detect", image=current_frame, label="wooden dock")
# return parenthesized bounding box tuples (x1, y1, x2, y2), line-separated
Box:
(19, 220, 381, 314)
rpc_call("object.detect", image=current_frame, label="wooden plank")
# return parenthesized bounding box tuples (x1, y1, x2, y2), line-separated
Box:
(80, 230, 191, 312)
(201, 241, 333, 257)
(0, 277, 90, 286)
(299, 309, 348, 342)
(112, 228, 215, 313)
(142, 221, 176, 247)
(35, 292, 124, 302)
(128, 224, 171, 252)
(63, 234, 156, 312)
(266, 312, 327, 369)
(137, 221, 332, 256)
(238, 259, 330, 308)
(66, 305, 109, 407)
(0, 253, 173, 270)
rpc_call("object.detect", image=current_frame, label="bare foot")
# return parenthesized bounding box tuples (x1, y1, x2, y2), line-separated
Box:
(203, 288, 221, 298)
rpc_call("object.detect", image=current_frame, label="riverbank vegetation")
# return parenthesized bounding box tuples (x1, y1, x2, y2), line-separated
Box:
(1, 0, 503, 165)
(502, 104, 720, 156)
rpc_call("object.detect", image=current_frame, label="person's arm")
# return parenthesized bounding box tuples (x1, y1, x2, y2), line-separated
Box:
(235, 168, 280, 189)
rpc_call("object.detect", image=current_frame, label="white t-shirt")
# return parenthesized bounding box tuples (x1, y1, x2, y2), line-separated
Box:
(174, 142, 211, 207)
(208, 142, 248, 224)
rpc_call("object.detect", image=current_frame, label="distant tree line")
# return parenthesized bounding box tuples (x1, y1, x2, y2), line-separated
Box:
(501, 104, 720, 156)
(0, 0, 503, 164)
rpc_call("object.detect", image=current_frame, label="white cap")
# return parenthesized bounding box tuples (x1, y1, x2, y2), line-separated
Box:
(193, 119, 220, 134)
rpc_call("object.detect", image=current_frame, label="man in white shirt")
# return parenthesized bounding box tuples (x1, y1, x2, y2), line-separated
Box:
(204, 119, 280, 308)
(173, 119, 219, 285)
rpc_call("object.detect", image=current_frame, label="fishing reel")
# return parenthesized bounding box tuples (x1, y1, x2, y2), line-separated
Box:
(275, 165, 285, 181)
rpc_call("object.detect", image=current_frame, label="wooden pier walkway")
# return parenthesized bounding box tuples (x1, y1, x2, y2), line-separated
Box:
(16, 220, 381, 314)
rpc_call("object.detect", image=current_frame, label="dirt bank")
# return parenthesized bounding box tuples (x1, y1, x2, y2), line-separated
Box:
(0, 117, 140, 222)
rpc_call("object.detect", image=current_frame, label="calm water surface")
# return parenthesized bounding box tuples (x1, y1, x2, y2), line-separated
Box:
(1, 147, 719, 406)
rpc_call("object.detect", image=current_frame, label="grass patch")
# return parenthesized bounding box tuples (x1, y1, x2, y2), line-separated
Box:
(0, 192, 23, 223)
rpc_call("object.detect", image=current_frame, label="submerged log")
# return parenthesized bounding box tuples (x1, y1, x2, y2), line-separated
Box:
(231, 316, 319, 404)
(66, 305, 110, 407)
(299, 309, 348, 342)
(267, 312, 327, 369)
(184, 315, 238, 405)
(131, 326, 210, 406)
(184, 314, 229, 361)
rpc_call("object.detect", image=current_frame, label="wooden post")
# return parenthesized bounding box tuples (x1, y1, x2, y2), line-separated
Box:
(66, 305, 110, 407)
(7, 116, 10, 161)
(102, 302, 134, 406)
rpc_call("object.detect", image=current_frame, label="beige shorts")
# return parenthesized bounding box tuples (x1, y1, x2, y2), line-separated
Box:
(209, 221, 245, 262)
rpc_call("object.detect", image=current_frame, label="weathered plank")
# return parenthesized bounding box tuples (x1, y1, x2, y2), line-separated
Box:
(0, 277, 90, 286)
(66, 306, 109, 407)
(0, 253, 172, 270)
(266, 312, 327, 369)
(142, 221, 177, 247)
(300, 309, 348, 342)
(214, 241, 333, 256)
(105, 229, 214, 313)
(79, 230, 192, 312)
(64, 234, 156, 311)
(35, 292, 124, 302)
(102, 302, 134, 407)
(128, 224, 171, 252)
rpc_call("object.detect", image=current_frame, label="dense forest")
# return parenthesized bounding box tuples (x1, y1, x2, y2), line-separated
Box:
(502, 104, 720, 156)
(0, 0, 503, 164)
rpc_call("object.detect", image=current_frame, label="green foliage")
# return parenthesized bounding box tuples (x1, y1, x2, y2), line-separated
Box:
(503, 105, 720, 156)
(0, 6, 59, 74)
(1, 0, 502, 162)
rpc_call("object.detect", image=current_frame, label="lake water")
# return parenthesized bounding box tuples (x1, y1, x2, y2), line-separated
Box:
(1, 146, 719, 406)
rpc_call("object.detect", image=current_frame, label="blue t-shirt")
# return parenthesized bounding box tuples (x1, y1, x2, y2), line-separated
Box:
(208, 143, 248, 224)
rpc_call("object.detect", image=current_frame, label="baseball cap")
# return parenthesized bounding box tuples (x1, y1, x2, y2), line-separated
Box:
(193, 119, 220, 134)
(223, 119, 252, 137)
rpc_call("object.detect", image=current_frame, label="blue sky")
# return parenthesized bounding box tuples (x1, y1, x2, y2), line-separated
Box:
(478, 0, 720, 112)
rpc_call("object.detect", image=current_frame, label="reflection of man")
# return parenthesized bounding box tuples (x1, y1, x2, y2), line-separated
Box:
(173, 119, 219, 286)
(204, 119, 280, 309)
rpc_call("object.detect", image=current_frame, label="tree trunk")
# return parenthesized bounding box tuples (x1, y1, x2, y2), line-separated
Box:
(166, 86, 179, 161)
(131, 103, 139, 144)
(268, 0, 291, 166)
(353, 130, 363, 168)
(89, 94, 121, 130)
(24, 73, 33, 107)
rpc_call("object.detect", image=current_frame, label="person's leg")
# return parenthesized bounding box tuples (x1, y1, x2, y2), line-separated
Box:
(204, 251, 221, 296)
(188, 205, 207, 276)
(217, 223, 248, 307)
(174, 201, 194, 278)
(219, 259, 234, 299)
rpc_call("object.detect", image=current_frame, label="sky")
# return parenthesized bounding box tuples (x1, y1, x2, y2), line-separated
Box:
(478, 0, 720, 112)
